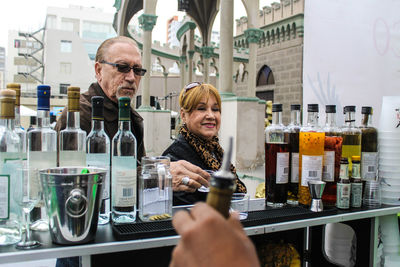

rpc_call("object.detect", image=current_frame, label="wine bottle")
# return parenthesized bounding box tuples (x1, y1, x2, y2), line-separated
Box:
(111, 97, 137, 224)
(287, 104, 301, 205)
(0, 89, 22, 245)
(265, 104, 289, 207)
(341, 106, 361, 177)
(59, 86, 86, 166)
(28, 85, 57, 231)
(86, 96, 111, 225)
(360, 106, 378, 181)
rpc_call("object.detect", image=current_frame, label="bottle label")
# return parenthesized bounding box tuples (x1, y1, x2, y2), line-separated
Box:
(276, 152, 289, 184)
(340, 164, 349, 179)
(361, 152, 377, 180)
(112, 156, 137, 208)
(351, 183, 362, 208)
(352, 163, 361, 178)
(301, 155, 323, 187)
(336, 183, 351, 209)
(322, 151, 335, 182)
(291, 153, 299, 183)
(0, 175, 10, 219)
(87, 153, 110, 199)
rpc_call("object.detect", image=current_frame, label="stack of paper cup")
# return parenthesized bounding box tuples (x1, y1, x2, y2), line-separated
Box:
(380, 215, 400, 260)
(378, 96, 400, 205)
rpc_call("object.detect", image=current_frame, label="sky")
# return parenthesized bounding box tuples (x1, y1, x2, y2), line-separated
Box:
(0, 0, 275, 51)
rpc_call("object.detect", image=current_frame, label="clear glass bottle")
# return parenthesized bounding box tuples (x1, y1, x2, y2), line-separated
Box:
(359, 106, 378, 181)
(0, 89, 22, 245)
(337, 157, 350, 209)
(322, 105, 343, 206)
(351, 156, 362, 208)
(28, 85, 57, 231)
(86, 96, 111, 225)
(341, 106, 361, 177)
(299, 104, 325, 206)
(59, 86, 86, 166)
(265, 104, 290, 207)
(287, 104, 301, 205)
(111, 97, 137, 223)
(6, 83, 26, 164)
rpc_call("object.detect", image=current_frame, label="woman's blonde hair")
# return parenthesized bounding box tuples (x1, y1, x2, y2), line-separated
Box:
(179, 83, 221, 113)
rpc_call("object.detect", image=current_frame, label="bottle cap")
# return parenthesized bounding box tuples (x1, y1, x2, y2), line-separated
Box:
(272, 103, 282, 112)
(343, 105, 356, 113)
(291, 104, 301, 111)
(325, 105, 336, 113)
(118, 97, 131, 121)
(0, 89, 16, 119)
(361, 106, 373, 115)
(351, 155, 361, 162)
(6, 83, 21, 106)
(67, 86, 80, 112)
(91, 96, 104, 120)
(37, 85, 51, 111)
(308, 104, 319, 112)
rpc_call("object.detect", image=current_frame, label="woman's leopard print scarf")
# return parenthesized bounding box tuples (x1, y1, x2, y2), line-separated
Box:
(180, 125, 247, 193)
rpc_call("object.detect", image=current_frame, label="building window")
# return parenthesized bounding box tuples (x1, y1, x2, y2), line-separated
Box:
(60, 83, 70, 94)
(60, 62, 71, 74)
(256, 65, 275, 86)
(60, 40, 72, 53)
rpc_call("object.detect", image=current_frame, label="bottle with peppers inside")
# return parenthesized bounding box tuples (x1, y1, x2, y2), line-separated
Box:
(322, 105, 343, 206)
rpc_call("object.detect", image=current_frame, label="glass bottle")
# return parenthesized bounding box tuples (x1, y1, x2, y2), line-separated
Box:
(337, 157, 350, 209)
(28, 85, 57, 231)
(299, 104, 325, 206)
(111, 97, 137, 223)
(360, 106, 378, 181)
(6, 83, 26, 164)
(341, 106, 361, 177)
(265, 104, 290, 207)
(322, 105, 343, 206)
(287, 104, 301, 205)
(350, 156, 362, 208)
(0, 89, 22, 245)
(59, 86, 86, 166)
(86, 96, 111, 225)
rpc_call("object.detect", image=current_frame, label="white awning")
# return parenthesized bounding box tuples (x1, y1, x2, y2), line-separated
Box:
(20, 105, 37, 117)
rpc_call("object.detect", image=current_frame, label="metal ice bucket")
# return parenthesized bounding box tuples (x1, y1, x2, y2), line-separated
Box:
(40, 167, 106, 245)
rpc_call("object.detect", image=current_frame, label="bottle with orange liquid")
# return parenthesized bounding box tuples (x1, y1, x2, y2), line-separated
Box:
(322, 105, 343, 206)
(299, 104, 325, 206)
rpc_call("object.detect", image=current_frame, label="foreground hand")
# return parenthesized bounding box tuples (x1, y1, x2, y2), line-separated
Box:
(170, 203, 260, 267)
(170, 160, 210, 192)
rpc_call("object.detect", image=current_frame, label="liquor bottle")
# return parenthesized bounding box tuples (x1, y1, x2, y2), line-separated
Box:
(322, 105, 343, 206)
(86, 96, 111, 225)
(359, 106, 378, 181)
(298, 104, 325, 206)
(341, 106, 361, 177)
(111, 97, 137, 223)
(28, 85, 57, 231)
(265, 104, 290, 207)
(287, 104, 301, 205)
(59, 87, 86, 166)
(6, 83, 26, 163)
(0, 89, 22, 245)
(350, 156, 362, 208)
(337, 157, 350, 209)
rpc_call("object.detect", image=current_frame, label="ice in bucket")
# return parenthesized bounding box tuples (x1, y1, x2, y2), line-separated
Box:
(40, 167, 106, 245)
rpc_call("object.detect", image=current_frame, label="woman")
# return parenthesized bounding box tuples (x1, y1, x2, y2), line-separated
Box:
(163, 82, 247, 205)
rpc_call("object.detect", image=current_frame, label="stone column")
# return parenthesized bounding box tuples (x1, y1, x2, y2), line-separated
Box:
(138, 13, 157, 108)
(201, 46, 214, 83)
(244, 28, 262, 97)
(188, 50, 195, 82)
(163, 72, 168, 109)
(180, 55, 186, 89)
(219, 0, 235, 97)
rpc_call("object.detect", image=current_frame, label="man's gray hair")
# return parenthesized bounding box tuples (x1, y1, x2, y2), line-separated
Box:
(95, 36, 139, 62)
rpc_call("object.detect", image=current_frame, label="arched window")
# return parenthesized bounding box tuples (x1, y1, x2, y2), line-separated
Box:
(256, 65, 275, 86)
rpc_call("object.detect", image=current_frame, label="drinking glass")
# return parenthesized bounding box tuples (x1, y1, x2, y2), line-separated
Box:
(198, 170, 213, 193)
(230, 193, 250, 220)
(13, 168, 41, 249)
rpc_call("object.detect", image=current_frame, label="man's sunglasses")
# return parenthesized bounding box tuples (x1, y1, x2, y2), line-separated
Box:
(100, 60, 147, 76)
(182, 82, 202, 97)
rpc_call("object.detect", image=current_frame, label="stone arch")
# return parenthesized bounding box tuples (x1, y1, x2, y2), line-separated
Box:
(266, 31, 270, 45)
(276, 28, 280, 43)
(241, 39, 245, 48)
(292, 22, 297, 39)
(281, 26, 285, 42)
(256, 65, 275, 86)
(271, 29, 275, 44)
(156, 57, 166, 73)
(286, 24, 291, 40)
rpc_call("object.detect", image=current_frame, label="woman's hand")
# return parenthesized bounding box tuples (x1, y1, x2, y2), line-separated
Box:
(170, 160, 210, 192)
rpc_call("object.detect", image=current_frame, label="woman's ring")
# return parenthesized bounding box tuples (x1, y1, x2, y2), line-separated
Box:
(182, 176, 190, 186)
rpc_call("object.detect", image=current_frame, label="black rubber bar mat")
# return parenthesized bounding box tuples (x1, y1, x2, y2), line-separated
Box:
(112, 206, 338, 241)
